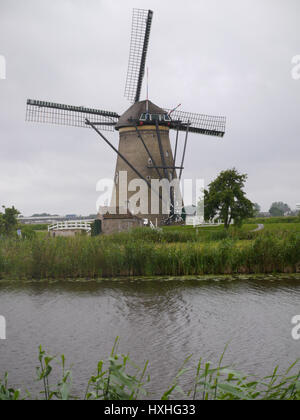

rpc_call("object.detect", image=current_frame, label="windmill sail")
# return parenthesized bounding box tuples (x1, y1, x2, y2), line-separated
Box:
(166, 109, 226, 137)
(26, 99, 119, 131)
(124, 9, 153, 103)
(25, 7, 227, 228)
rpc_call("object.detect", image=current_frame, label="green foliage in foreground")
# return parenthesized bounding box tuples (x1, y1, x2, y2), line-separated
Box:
(0, 340, 299, 400)
(0, 229, 299, 278)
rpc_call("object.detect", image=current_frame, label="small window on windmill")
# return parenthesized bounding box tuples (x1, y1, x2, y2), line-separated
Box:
(148, 158, 152, 165)
(146, 175, 151, 181)
(115, 172, 119, 185)
(166, 150, 169, 158)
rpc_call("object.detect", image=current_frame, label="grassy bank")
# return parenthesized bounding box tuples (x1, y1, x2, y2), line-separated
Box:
(1, 341, 299, 400)
(0, 228, 299, 279)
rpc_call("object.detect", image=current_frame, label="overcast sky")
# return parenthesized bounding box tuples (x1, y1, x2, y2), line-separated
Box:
(0, 0, 299, 215)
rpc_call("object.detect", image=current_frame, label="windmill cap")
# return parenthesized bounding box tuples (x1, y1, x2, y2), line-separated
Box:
(116, 100, 166, 130)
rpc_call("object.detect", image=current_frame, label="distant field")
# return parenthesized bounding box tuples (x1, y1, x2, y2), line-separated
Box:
(20, 223, 48, 231)
(164, 222, 300, 234)
(19, 221, 300, 241)
(246, 216, 300, 224)
(163, 224, 224, 233)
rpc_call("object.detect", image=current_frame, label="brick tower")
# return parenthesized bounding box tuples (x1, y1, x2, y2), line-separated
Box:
(111, 100, 181, 225)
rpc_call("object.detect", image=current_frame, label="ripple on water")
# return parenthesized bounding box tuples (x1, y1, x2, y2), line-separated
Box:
(0, 275, 299, 397)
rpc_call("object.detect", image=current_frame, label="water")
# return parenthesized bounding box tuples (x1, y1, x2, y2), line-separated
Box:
(0, 276, 299, 398)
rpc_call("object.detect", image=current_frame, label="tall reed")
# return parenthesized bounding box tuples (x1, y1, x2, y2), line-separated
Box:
(0, 230, 299, 279)
(0, 341, 299, 400)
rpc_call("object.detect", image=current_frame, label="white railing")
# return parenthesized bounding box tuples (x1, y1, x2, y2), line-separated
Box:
(149, 221, 156, 230)
(149, 220, 162, 232)
(186, 216, 225, 228)
(48, 220, 93, 233)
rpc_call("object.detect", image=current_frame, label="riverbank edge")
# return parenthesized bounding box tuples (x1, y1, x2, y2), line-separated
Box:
(0, 273, 300, 284)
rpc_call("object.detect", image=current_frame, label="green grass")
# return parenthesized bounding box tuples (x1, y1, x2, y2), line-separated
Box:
(1, 340, 299, 400)
(19, 224, 49, 240)
(263, 223, 300, 233)
(164, 223, 300, 239)
(246, 216, 300, 224)
(19, 223, 49, 231)
(0, 227, 299, 279)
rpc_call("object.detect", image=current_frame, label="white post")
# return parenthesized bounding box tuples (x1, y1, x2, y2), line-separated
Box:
(0, 55, 6, 80)
(0, 316, 6, 340)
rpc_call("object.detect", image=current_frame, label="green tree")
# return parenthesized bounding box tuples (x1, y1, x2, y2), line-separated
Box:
(0, 206, 20, 236)
(204, 168, 254, 229)
(269, 202, 291, 217)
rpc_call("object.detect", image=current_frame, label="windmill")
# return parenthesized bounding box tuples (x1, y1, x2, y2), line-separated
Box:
(26, 8, 226, 226)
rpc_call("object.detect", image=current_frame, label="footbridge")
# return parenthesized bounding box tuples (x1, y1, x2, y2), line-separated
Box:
(48, 220, 94, 233)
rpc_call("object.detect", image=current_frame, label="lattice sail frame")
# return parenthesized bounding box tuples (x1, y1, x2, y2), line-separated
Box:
(166, 109, 226, 137)
(124, 9, 153, 103)
(26, 100, 119, 131)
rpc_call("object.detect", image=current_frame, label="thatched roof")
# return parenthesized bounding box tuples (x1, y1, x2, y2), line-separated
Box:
(116, 100, 165, 129)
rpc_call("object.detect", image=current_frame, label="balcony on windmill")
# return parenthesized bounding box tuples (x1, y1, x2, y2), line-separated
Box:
(139, 113, 171, 123)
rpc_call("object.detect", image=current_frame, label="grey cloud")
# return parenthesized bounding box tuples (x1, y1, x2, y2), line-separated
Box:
(0, 0, 299, 215)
